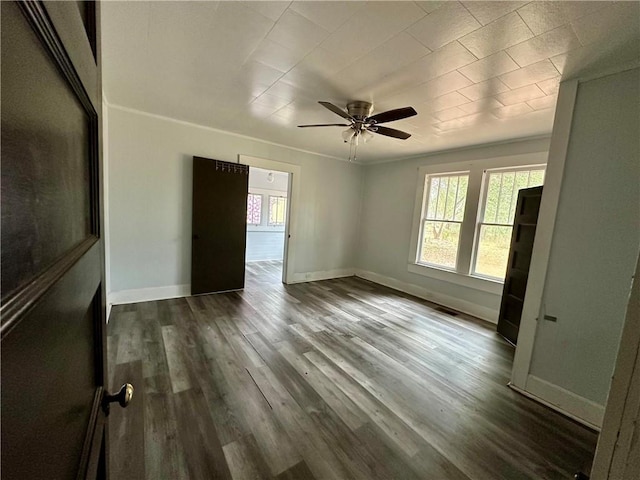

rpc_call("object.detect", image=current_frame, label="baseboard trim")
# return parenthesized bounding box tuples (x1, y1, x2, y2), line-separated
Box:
(109, 284, 191, 306)
(287, 268, 355, 284)
(355, 269, 498, 323)
(509, 376, 604, 430)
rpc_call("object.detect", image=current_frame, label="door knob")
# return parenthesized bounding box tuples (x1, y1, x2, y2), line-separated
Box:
(102, 383, 134, 415)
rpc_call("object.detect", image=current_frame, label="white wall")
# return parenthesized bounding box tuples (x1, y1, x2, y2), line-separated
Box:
(107, 106, 362, 303)
(356, 137, 551, 322)
(527, 68, 640, 409)
(246, 168, 287, 262)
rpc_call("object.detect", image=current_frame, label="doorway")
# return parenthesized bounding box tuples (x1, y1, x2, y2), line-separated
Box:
(245, 166, 290, 289)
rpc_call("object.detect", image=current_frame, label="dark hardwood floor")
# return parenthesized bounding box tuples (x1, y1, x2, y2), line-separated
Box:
(107, 271, 597, 480)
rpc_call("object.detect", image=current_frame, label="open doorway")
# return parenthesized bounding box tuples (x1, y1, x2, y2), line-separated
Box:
(245, 166, 290, 289)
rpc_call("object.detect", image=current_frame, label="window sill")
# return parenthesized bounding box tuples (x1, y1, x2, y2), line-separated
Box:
(407, 263, 504, 295)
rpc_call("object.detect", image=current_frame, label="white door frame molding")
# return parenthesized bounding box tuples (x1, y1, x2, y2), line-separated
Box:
(510, 79, 578, 389)
(591, 252, 640, 479)
(239, 154, 301, 284)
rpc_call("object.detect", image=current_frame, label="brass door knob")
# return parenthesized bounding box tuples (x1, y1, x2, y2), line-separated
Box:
(102, 383, 133, 414)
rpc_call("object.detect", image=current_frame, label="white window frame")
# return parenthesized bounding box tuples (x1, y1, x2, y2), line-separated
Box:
(415, 171, 470, 272)
(246, 193, 263, 226)
(268, 195, 287, 226)
(408, 151, 548, 295)
(471, 164, 546, 280)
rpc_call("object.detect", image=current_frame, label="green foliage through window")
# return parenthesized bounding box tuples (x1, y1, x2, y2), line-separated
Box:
(419, 173, 469, 269)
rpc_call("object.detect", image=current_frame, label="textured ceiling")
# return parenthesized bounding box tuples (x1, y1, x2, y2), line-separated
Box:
(102, 1, 640, 163)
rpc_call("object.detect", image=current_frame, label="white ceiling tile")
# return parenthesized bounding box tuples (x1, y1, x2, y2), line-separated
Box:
(492, 102, 533, 119)
(320, 2, 426, 61)
(238, 61, 286, 96)
(415, 1, 445, 14)
(297, 47, 354, 77)
(362, 41, 476, 98)
(252, 93, 292, 110)
(460, 12, 534, 58)
(458, 97, 503, 114)
(571, 1, 640, 47)
(507, 25, 581, 68)
(407, 70, 473, 103)
(462, 1, 528, 26)
(527, 94, 557, 111)
(495, 84, 545, 106)
(437, 112, 485, 131)
(267, 10, 330, 55)
(289, 1, 363, 32)
(262, 81, 309, 102)
(537, 76, 561, 96)
(420, 92, 471, 112)
(499, 60, 558, 89)
(249, 39, 306, 73)
(249, 102, 282, 118)
(407, 2, 481, 51)
(458, 51, 519, 83)
(558, 1, 611, 22)
(238, 1, 290, 22)
(432, 106, 470, 122)
(517, 1, 566, 36)
(458, 77, 510, 101)
(335, 33, 430, 89)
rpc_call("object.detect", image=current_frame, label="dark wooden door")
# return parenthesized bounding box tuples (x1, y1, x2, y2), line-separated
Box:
(191, 157, 249, 295)
(497, 186, 543, 345)
(1, 2, 114, 478)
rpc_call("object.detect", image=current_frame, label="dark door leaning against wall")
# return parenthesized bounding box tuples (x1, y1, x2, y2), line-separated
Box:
(191, 157, 249, 295)
(1, 2, 127, 479)
(497, 186, 544, 345)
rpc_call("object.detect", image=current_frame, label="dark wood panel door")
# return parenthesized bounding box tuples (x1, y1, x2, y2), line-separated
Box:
(497, 186, 543, 345)
(1, 2, 115, 478)
(191, 157, 249, 295)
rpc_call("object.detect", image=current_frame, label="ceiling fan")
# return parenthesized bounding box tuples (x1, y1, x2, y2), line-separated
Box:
(298, 101, 417, 143)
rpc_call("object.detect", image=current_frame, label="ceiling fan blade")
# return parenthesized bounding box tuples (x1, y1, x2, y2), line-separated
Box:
(368, 106, 417, 124)
(318, 101, 353, 120)
(370, 125, 411, 140)
(297, 123, 350, 128)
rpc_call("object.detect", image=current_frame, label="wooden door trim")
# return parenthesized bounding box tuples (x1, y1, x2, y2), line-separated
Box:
(1, 237, 98, 339)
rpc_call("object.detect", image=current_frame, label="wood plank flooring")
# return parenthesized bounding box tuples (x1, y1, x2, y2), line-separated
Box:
(108, 271, 597, 479)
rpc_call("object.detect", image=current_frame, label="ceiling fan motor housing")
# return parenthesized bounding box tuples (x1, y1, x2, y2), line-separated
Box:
(347, 101, 373, 121)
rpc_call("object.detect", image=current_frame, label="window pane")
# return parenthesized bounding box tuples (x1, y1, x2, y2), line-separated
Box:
(483, 173, 501, 223)
(269, 196, 287, 225)
(247, 194, 262, 225)
(454, 176, 468, 221)
(426, 174, 468, 221)
(426, 177, 439, 218)
(475, 225, 512, 278)
(420, 221, 461, 269)
(529, 169, 545, 186)
(496, 172, 515, 224)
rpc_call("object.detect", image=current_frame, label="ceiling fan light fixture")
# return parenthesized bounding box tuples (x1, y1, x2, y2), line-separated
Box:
(361, 129, 374, 143)
(342, 128, 355, 143)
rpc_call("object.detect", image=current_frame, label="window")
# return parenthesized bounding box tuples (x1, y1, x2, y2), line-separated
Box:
(246, 193, 262, 225)
(474, 167, 545, 279)
(418, 173, 469, 269)
(412, 159, 546, 284)
(268, 196, 287, 226)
